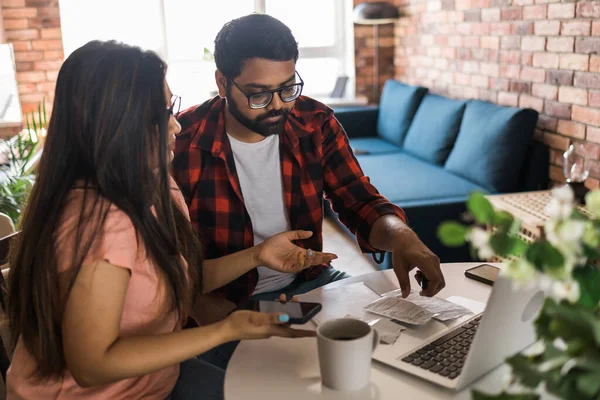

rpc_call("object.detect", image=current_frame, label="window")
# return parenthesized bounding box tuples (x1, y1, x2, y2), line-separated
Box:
(59, 0, 168, 59)
(59, 0, 355, 110)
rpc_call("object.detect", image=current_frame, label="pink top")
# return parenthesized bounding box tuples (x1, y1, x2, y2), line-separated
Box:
(7, 179, 189, 400)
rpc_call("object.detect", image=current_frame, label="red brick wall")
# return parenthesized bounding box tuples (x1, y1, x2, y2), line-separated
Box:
(1, 0, 63, 126)
(355, 0, 600, 189)
(354, 0, 398, 103)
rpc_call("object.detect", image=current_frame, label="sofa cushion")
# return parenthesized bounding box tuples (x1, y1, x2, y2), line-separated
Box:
(356, 152, 489, 204)
(444, 100, 538, 193)
(377, 80, 428, 147)
(350, 137, 402, 155)
(402, 94, 466, 165)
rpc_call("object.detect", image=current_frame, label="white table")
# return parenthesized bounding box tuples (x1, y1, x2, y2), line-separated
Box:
(224, 263, 547, 399)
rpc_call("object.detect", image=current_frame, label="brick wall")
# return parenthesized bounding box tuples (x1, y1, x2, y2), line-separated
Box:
(354, 0, 600, 189)
(354, 0, 398, 103)
(1, 0, 63, 129)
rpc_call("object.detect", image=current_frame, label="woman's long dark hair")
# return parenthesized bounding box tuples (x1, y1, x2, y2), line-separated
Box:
(7, 40, 203, 378)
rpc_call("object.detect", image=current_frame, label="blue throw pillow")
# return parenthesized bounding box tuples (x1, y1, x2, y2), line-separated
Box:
(377, 80, 428, 147)
(444, 100, 539, 193)
(402, 94, 466, 165)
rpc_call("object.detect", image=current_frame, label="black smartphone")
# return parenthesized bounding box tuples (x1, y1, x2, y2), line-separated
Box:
(234, 300, 322, 325)
(464, 264, 500, 286)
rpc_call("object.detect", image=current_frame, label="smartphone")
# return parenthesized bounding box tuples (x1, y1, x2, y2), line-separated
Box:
(464, 264, 500, 286)
(234, 300, 322, 325)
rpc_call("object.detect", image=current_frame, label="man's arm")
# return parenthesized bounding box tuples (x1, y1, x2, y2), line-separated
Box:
(321, 115, 444, 297)
(368, 214, 444, 297)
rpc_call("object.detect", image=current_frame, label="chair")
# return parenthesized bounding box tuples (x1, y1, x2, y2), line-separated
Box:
(0, 215, 14, 242)
(330, 76, 349, 98)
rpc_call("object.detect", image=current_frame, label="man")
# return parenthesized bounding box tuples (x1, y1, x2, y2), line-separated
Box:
(173, 14, 445, 307)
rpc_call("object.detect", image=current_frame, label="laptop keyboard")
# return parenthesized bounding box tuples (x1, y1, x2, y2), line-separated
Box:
(400, 315, 482, 380)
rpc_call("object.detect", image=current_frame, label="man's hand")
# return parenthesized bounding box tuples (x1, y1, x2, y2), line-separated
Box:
(368, 214, 445, 298)
(391, 231, 444, 298)
(255, 230, 338, 273)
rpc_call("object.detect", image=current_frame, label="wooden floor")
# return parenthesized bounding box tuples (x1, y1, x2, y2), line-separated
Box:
(321, 217, 380, 277)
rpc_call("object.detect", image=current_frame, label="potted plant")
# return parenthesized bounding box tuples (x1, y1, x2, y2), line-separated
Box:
(438, 187, 600, 400)
(0, 101, 47, 226)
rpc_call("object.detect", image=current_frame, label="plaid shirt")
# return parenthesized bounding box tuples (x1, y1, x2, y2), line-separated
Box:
(172, 96, 406, 304)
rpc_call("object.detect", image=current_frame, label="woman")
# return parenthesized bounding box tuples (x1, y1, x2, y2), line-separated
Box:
(5, 40, 333, 399)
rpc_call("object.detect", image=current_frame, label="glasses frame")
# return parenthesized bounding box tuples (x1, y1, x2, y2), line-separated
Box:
(168, 95, 181, 117)
(228, 71, 304, 109)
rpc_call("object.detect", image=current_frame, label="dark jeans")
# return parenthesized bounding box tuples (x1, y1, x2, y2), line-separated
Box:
(166, 357, 225, 400)
(249, 267, 351, 301)
(197, 267, 351, 370)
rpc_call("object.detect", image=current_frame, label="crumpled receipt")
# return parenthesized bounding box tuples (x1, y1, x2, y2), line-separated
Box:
(343, 314, 405, 345)
(364, 296, 434, 325)
(383, 289, 472, 321)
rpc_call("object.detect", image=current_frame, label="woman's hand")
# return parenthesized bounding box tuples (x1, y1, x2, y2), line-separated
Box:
(255, 230, 338, 273)
(222, 310, 316, 341)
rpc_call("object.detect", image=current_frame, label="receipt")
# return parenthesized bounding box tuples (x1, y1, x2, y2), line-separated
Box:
(343, 314, 405, 345)
(364, 297, 434, 325)
(372, 318, 405, 344)
(383, 290, 472, 321)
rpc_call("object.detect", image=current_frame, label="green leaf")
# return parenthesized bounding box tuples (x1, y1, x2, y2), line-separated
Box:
(539, 299, 600, 346)
(467, 192, 496, 225)
(489, 232, 527, 256)
(437, 221, 468, 247)
(493, 210, 514, 231)
(581, 244, 600, 261)
(525, 241, 564, 272)
(43, 97, 47, 125)
(472, 391, 539, 400)
(574, 266, 600, 309)
(490, 232, 512, 255)
(506, 353, 545, 388)
(566, 338, 587, 356)
(576, 373, 600, 398)
(546, 372, 589, 400)
(31, 111, 37, 133)
(571, 209, 590, 221)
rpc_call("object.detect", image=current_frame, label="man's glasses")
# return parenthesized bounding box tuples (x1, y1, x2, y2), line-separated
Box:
(168, 95, 181, 117)
(228, 72, 304, 109)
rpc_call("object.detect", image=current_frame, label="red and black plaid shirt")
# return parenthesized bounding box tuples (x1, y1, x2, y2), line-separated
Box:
(172, 96, 406, 304)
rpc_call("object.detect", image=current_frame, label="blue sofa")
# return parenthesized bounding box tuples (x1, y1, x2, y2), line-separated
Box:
(328, 80, 549, 268)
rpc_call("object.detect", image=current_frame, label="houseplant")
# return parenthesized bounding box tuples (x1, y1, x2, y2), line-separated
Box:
(438, 187, 600, 400)
(0, 101, 47, 225)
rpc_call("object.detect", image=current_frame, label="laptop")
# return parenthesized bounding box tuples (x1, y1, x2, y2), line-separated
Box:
(375, 274, 547, 391)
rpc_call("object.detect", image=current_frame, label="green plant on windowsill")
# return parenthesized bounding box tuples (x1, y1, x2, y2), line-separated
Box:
(203, 47, 214, 62)
(438, 188, 600, 400)
(0, 100, 47, 226)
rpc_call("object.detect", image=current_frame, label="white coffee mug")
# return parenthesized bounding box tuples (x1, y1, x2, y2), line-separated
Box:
(317, 318, 379, 391)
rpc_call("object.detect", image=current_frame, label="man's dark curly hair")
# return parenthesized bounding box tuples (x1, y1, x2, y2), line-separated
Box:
(214, 13, 299, 79)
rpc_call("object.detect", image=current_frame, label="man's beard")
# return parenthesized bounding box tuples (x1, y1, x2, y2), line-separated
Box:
(226, 91, 290, 137)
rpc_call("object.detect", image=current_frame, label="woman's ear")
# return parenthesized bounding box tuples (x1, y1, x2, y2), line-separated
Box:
(215, 70, 227, 98)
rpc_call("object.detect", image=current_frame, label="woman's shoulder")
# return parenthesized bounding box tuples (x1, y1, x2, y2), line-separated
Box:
(56, 188, 139, 271)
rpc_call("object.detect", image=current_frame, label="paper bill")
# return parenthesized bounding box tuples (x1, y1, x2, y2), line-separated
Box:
(364, 296, 434, 325)
(383, 289, 472, 321)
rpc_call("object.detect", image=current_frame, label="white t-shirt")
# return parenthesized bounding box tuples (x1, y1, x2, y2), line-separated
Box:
(227, 133, 297, 295)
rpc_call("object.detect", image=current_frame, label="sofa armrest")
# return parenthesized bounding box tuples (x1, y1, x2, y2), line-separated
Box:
(517, 141, 549, 192)
(332, 106, 379, 139)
